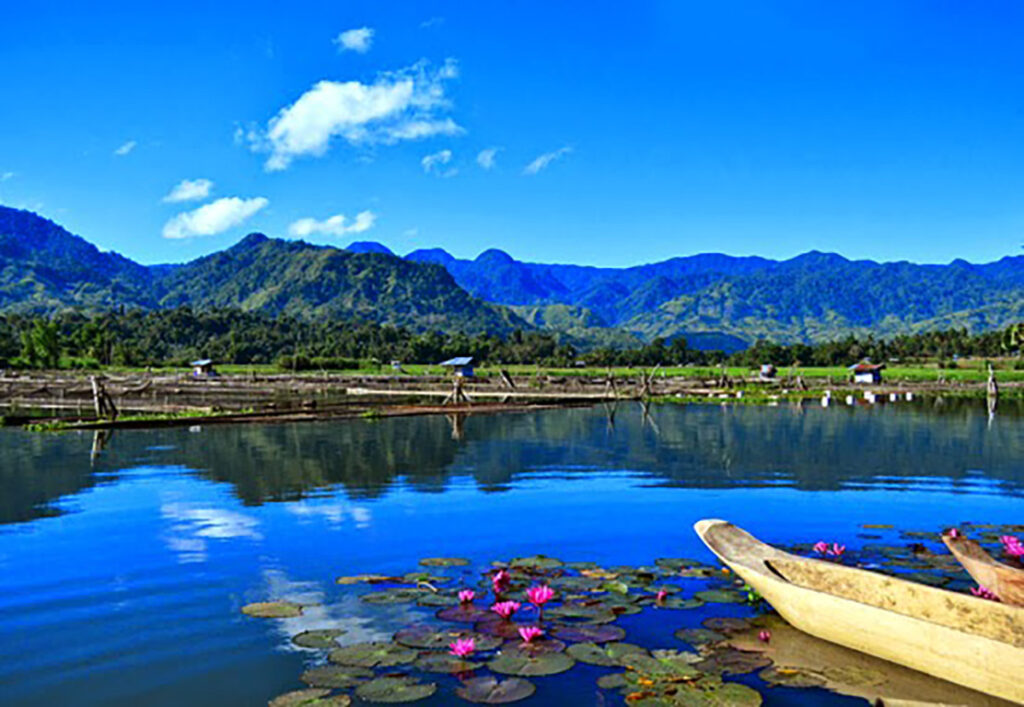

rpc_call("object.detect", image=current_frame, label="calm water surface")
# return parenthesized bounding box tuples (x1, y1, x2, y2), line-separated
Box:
(1, 402, 1022, 706)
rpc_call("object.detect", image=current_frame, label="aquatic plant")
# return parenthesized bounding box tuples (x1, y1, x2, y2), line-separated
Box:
(758, 630, 772, 643)
(1000, 535, 1024, 557)
(655, 589, 668, 604)
(970, 585, 1000, 601)
(828, 543, 846, 558)
(518, 626, 543, 644)
(813, 541, 829, 555)
(525, 584, 554, 621)
(449, 637, 477, 658)
(458, 589, 476, 604)
(490, 600, 520, 620)
(491, 569, 511, 595)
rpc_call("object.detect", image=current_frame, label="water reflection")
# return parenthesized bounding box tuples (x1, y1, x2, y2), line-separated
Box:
(2, 398, 1023, 526)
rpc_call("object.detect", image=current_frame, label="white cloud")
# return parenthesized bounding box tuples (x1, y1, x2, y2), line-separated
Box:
(162, 196, 268, 239)
(421, 149, 455, 176)
(114, 140, 137, 156)
(523, 146, 572, 175)
(253, 59, 462, 171)
(163, 178, 214, 203)
(477, 147, 501, 170)
(0, 172, 14, 181)
(334, 27, 374, 53)
(420, 17, 444, 29)
(288, 210, 376, 237)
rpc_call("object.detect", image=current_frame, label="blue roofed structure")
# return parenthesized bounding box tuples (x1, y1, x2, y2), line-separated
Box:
(439, 356, 475, 377)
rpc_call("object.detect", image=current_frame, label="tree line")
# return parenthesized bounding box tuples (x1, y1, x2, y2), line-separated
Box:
(0, 307, 1021, 371)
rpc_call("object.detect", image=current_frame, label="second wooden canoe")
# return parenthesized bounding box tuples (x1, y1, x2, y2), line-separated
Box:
(942, 530, 1024, 607)
(694, 519, 1024, 704)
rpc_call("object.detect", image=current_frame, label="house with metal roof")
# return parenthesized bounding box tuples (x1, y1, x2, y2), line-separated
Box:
(438, 356, 475, 377)
(849, 361, 885, 384)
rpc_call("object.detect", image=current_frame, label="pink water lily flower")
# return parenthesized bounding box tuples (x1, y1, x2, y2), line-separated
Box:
(492, 569, 511, 594)
(827, 543, 846, 558)
(813, 541, 829, 555)
(449, 637, 476, 657)
(946, 528, 960, 538)
(526, 585, 555, 607)
(1000, 535, 1024, 557)
(758, 630, 771, 643)
(491, 600, 521, 620)
(458, 590, 476, 604)
(655, 590, 668, 604)
(518, 626, 544, 644)
(971, 585, 1000, 602)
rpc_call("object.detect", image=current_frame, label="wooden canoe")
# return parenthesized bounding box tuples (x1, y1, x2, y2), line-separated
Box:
(694, 520, 1024, 704)
(942, 531, 1024, 607)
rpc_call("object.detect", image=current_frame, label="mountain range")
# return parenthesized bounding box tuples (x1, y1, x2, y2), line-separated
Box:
(2, 204, 1023, 350)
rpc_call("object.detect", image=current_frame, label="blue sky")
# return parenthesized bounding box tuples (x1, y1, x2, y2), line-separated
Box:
(1, 1, 1022, 267)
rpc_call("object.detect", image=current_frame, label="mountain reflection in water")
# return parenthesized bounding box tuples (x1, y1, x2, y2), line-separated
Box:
(2, 398, 1022, 526)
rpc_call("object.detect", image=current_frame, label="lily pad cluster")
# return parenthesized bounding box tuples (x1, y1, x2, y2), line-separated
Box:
(246, 531, 987, 706)
(251, 553, 769, 704)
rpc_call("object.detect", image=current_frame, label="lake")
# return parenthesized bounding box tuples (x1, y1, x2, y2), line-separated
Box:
(1, 400, 1022, 706)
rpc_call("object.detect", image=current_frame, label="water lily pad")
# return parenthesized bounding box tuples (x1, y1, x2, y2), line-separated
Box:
(293, 629, 346, 649)
(625, 653, 703, 678)
(549, 576, 603, 593)
(701, 617, 751, 634)
(596, 673, 628, 690)
(241, 601, 303, 618)
(394, 626, 502, 652)
(328, 641, 417, 668)
(565, 561, 599, 571)
(413, 652, 480, 673)
(269, 688, 352, 707)
(475, 618, 530, 640)
(655, 558, 706, 572)
(655, 597, 704, 610)
(401, 571, 448, 585)
(899, 571, 949, 587)
(336, 574, 397, 585)
(437, 605, 493, 623)
(487, 646, 575, 676)
(419, 557, 470, 567)
(455, 676, 536, 704)
(504, 638, 566, 654)
(674, 628, 725, 646)
(550, 623, 626, 643)
(416, 592, 459, 608)
(545, 602, 617, 624)
(566, 641, 648, 666)
(861, 524, 894, 530)
(694, 648, 772, 675)
(509, 555, 563, 571)
(819, 665, 886, 687)
(758, 666, 826, 688)
(360, 588, 424, 605)
(693, 589, 745, 604)
(602, 580, 630, 595)
(300, 665, 374, 689)
(355, 676, 437, 703)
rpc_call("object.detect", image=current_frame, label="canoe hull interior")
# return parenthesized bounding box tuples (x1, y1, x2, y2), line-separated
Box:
(694, 519, 1024, 705)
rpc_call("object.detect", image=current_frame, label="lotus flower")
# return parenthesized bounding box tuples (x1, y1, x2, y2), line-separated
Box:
(946, 528, 960, 538)
(458, 589, 475, 604)
(492, 569, 511, 594)
(518, 626, 544, 644)
(490, 600, 520, 620)
(813, 541, 829, 555)
(449, 637, 476, 657)
(655, 590, 668, 604)
(827, 543, 846, 558)
(758, 630, 771, 643)
(1000, 535, 1024, 557)
(971, 585, 1000, 602)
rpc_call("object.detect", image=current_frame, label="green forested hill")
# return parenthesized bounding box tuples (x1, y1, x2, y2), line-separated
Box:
(0, 207, 524, 335)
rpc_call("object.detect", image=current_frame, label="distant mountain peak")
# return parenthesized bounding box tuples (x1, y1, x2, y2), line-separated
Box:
(475, 248, 515, 265)
(405, 247, 456, 265)
(236, 232, 269, 248)
(346, 241, 394, 256)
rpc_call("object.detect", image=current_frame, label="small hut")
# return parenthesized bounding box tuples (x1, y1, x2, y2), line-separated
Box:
(439, 356, 475, 378)
(849, 361, 885, 384)
(191, 359, 218, 378)
(759, 363, 777, 381)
